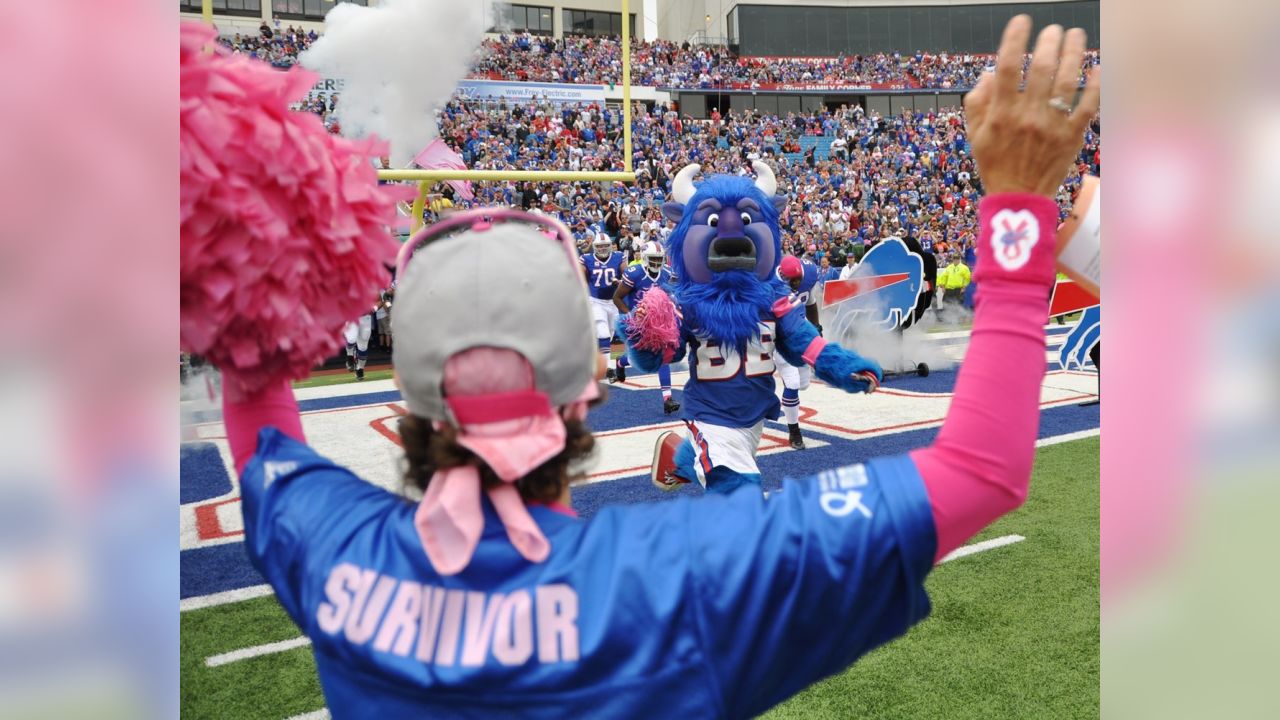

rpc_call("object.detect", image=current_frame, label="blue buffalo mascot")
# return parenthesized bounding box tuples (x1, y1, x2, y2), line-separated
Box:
(620, 161, 882, 495)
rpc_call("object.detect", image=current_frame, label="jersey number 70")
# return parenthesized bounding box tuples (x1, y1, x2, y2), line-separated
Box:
(592, 268, 617, 288)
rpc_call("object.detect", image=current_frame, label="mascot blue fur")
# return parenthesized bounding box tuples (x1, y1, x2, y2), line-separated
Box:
(620, 161, 882, 495)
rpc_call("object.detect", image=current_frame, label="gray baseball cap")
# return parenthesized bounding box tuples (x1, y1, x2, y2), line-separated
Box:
(392, 219, 597, 421)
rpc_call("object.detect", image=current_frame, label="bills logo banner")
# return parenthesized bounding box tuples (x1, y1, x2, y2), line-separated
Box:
(823, 238, 924, 333)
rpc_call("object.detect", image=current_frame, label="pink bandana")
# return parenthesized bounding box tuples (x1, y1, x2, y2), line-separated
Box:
(414, 379, 599, 575)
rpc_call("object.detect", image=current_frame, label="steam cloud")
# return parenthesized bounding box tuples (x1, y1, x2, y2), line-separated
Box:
(299, 0, 492, 167)
(822, 294, 968, 375)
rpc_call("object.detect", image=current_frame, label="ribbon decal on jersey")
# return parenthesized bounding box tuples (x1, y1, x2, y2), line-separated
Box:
(824, 238, 924, 332)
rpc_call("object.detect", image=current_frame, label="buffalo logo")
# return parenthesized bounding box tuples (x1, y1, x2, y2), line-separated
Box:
(822, 238, 924, 332)
(1060, 306, 1100, 370)
(1049, 278, 1100, 371)
(991, 209, 1039, 271)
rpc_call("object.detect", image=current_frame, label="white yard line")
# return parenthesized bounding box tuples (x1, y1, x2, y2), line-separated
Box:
(205, 636, 312, 668)
(284, 710, 330, 720)
(181, 584, 275, 612)
(1035, 428, 1100, 447)
(940, 534, 1026, 563)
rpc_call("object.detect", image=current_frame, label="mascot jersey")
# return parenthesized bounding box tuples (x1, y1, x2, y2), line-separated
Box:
(580, 251, 624, 301)
(681, 305, 811, 426)
(619, 265, 674, 311)
(241, 427, 936, 718)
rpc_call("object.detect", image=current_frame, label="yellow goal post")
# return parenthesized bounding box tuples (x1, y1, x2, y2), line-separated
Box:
(376, 0, 636, 232)
(202, 0, 637, 233)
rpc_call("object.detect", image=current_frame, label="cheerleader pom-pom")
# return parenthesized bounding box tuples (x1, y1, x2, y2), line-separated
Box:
(179, 23, 414, 395)
(622, 288, 681, 358)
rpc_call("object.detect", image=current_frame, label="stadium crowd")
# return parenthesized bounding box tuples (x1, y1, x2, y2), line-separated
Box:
(219, 28, 1099, 90)
(218, 22, 319, 68)
(471, 35, 924, 88)
(220, 26, 1101, 281)
(417, 97, 1100, 272)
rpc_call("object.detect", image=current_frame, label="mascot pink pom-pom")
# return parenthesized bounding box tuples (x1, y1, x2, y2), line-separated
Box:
(179, 23, 412, 395)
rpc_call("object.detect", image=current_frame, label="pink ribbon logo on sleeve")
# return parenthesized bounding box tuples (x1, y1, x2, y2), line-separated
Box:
(990, 209, 1039, 271)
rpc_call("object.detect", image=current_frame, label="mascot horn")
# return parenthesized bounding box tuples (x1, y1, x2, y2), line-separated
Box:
(620, 161, 883, 496)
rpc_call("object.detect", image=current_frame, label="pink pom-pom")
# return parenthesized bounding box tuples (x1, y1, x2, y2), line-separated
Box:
(179, 23, 414, 395)
(622, 288, 681, 358)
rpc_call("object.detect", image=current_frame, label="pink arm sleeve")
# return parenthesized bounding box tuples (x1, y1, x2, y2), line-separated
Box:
(910, 194, 1060, 562)
(221, 375, 306, 475)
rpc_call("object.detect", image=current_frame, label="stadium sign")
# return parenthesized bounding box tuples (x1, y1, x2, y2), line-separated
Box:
(308, 77, 607, 105)
(310, 77, 344, 102)
(455, 79, 607, 104)
(727, 81, 911, 91)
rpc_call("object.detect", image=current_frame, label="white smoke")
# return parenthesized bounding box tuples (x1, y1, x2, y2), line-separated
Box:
(179, 360, 223, 427)
(299, 0, 492, 167)
(823, 298, 960, 376)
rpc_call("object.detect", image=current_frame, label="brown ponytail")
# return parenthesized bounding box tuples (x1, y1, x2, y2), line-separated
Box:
(399, 414, 596, 503)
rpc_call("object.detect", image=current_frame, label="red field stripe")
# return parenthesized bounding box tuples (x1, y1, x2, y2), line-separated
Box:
(369, 404, 407, 447)
(194, 497, 243, 541)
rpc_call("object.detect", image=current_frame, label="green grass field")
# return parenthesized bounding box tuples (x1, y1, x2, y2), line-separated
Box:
(291, 369, 394, 389)
(180, 438, 1098, 719)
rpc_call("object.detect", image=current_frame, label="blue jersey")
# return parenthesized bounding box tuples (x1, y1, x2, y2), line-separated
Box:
(580, 252, 624, 301)
(682, 303, 811, 426)
(619, 264, 673, 311)
(777, 260, 820, 308)
(242, 427, 935, 718)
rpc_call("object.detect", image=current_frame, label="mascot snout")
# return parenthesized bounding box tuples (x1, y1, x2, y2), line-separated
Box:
(708, 234, 756, 273)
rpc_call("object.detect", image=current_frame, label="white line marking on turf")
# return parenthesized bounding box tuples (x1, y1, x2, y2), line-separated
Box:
(284, 710, 330, 720)
(939, 534, 1026, 563)
(205, 636, 312, 668)
(181, 584, 275, 612)
(1035, 428, 1099, 447)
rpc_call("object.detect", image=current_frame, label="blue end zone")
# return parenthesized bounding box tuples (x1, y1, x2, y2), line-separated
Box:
(181, 543, 263, 599)
(180, 443, 232, 505)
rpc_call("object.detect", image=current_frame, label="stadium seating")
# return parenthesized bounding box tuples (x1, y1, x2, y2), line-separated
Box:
(218, 30, 1099, 91)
